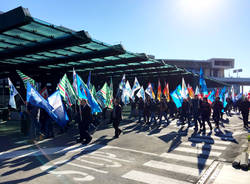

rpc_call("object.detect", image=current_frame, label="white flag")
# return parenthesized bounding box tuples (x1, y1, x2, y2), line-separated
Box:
(8, 78, 19, 109)
(131, 77, 140, 101)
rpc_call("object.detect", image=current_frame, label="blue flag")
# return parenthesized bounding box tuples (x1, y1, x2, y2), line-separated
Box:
(208, 90, 215, 104)
(26, 82, 58, 121)
(170, 84, 183, 108)
(199, 68, 208, 95)
(219, 87, 226, 102)
(48, 90, 69, 127)
(76, 74, 102, 114)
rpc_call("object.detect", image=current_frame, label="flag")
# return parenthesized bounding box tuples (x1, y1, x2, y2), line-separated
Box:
(163, 82, 170, 102)
(87, 71, 92, 89)
(58, 74, 78, 106)
(145, 83, 155, 99)
(91, 85, 97, 100)
(187, 84, 195, 99)
(170, 84, 183, 108)
(157, 80, 162, 101)
(219, 87, 226, 102)
(119, 74, 126, 90)
(231, 86, 235, 102)
(121, 80, 132, 105)
(96, 82, 110, 108)
(131, 77, 140, 101)
(16, 70, 36, 88)
(207, 90, 215, 104)
(223, 92, 228, 108)
(48, 90, 69, 127)
(136, 86, 145, 101)
(195, 85, 200, 95)
(108, 77, 113, 109)
(181, 77, 188, 99)
(215, 88, 219, 97)
(76, 74, 102, 114)
(40, 87, 49, 99)
(72, 68, 78, 96)
(199, 68, 208, 95)
(26, 82, 58, 121)
(8, 78, 19, 109)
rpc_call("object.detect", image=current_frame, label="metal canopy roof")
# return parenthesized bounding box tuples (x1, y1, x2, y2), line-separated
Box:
(0, 6, 227, 88)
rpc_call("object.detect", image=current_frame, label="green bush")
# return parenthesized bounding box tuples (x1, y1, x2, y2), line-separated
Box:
(248, 135, 250, 141)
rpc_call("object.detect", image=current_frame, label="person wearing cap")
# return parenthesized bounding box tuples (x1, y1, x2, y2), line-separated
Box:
(76, 99, 92, 144)
(200, 97, 212, 133)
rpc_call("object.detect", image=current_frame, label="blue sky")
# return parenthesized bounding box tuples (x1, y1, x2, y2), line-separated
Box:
(2, 0, 250, 78)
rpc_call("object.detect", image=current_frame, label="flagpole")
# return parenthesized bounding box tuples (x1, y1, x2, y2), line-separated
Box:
(18, 93, 26, 104)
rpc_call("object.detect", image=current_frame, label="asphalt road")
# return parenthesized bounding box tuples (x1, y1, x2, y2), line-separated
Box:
(0, 111, 249, 184)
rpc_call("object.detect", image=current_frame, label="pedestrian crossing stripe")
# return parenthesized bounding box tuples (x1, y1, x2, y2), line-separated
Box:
(143, 160, 201, 177)
(160, 152, 213, 166)
(180, 142, 227, 151)
(188, 137, 231, 145)
(172, 146, 222, 157)
(122, 170, 192, 184)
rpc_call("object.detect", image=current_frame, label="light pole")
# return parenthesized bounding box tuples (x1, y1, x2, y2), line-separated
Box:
(233, 69, 242, 78)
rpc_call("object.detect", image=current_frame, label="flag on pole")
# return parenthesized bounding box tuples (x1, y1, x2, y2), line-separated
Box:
(223, 92, 228, 108)
(145, 83, 155, 99)
(181, 77, 188, 99)
(157, 80, 162, 101)
(108, 77, 113, 109)
(58, 74, 78, 106)
(96, 82, 110, 108)
(219, 87, 226, 102)
(170, 84, 183, 108)
(72, 68, 78, 96)
(40, 87, 49, 99)
(136, 86, 145, 101)
(187, 84, 195, 99)
(199, 68, 208, 95)
(16, 70, 36, 88)
(27, 82, 58, 121)
(231, 86, 235, 102)
(87, 71, 92, 89)
(131, 77, 140, 101)
(76, 74, 102, 114)
(91, 85, 97, 100)
(8, 78, 19, 109)
(121, 80, 132, 105)
(48, 90, 69, 127)
(163, 82, 170, 102)
(207, 90, 215, 104)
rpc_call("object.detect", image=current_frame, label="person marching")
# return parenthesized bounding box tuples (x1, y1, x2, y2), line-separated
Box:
(110, 99, 122, 138)
(212, 97, 223, 129)
(76, 99, 93, 145)
(200, 97, 212, 134)
(191, 95, 202, 132)
(239, 97, 250, 130)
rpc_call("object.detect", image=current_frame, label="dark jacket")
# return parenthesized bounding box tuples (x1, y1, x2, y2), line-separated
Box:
(110, 104, 122, 121)
(200, 101, 211, 117)
(239, 100, 250, 114)
(212, 101, 223, 114)
(77, 104, 93, 127)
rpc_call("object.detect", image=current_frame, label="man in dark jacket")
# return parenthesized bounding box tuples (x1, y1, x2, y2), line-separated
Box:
(212, 97, 224, 129)
(200, 97, 212, 133)
(110, 99, 122, 138)
(191, 95, 202, 132)
(239, 97, 250, 129)
(76, 99, 92, 144)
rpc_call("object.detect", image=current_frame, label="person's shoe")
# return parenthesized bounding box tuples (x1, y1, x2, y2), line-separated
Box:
(82, 137, 92, 145)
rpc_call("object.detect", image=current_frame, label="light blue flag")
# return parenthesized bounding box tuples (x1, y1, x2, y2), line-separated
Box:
(96, 90, 106, 108)
(199, 68, 208, 95)
(87, 71, 91, 89)
(136, 86, 145, 101)
(122, 81, 132, 105)
(170, 84, 183, 108)
(219, 87, 226, 102)
(223, 92, 228, 108)
(48, 90, 69, 127)
(8, 78, 19, 109)
(76, 74, 102, 114)
(131, 77, 140, 101)
(26, 82, 58, 121)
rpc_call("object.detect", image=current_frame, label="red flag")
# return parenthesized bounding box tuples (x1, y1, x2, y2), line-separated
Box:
(215, 88, 219, 97)
(187, 84, 194, 99)
(157, 80, 161, 101)
(39, 87, 48, 99)
(163, 82, 170, 102)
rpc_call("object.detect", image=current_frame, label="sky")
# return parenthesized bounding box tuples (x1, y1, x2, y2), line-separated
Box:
(1, 0, 250, 79)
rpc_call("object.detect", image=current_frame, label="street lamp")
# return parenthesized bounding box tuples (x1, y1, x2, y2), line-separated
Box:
(233, 69, 242, 78)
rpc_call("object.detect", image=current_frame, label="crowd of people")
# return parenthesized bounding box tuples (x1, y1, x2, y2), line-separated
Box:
(8, 94, 250, 145)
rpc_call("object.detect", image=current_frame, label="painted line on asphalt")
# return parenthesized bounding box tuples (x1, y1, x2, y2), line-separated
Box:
(160, 152, 213, 166)
(143, 160, 200, 177)
(172, 146, 221, 157)
(181, 142, 227, 151)
(122, 170, 192, 184)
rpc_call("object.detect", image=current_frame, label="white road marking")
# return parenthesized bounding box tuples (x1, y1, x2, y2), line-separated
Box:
(144, 160, 200, 177)
(188, 137, 231, 145)
(172, 146, 222, 157)
(160, 152, 213, 166)
(181, 142, 227, 151)
(122, 170, 192, 184)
